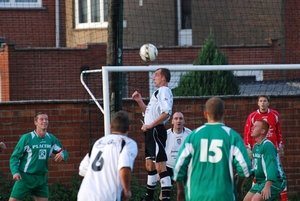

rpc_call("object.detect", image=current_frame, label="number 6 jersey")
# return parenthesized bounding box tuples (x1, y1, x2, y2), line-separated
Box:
(77, 134, 138, 201)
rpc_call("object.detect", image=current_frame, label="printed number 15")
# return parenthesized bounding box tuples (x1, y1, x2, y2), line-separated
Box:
(200, 139, 223, 163)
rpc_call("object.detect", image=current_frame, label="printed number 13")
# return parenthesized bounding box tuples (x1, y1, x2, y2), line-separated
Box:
(200, 139, 223, 163)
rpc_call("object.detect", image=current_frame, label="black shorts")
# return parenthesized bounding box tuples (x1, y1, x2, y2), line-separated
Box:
(144, 124, 167, 162)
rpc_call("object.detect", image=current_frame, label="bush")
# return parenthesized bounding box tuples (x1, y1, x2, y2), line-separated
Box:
(172, 31, 240, 96)
(0, 171, 13, 200)
(0, 172, 82, 201)
(1, 172, 299, 201)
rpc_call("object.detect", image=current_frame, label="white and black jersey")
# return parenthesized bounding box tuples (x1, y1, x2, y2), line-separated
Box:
(144, 86, 173, 125)
(77, 134, 138, 201)
(165, 127, 192, 168)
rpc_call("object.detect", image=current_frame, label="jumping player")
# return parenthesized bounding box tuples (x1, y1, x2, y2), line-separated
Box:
(132, 68, 173, 201)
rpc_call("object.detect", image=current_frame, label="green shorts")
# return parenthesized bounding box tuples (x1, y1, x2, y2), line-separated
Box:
(10, 172, 49, 200)
(250, 179, 287, 201)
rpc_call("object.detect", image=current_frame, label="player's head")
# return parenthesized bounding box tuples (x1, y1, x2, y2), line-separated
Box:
(155, 68, 171, 83)
(257, 95, 270, 112)
(251, 119, 269, 139)
(204, 97, 224, 121)
(34, 112, 49, 130)
(172, 112, 185, 131)
(258, 95, 270, 102)
(110, 111, 130, 134)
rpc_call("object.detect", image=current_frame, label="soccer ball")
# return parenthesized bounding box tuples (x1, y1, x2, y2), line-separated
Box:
(139, 43, 158, 62)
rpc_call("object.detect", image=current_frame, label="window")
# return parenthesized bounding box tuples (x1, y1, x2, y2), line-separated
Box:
(75, 0, 108, 29)
(177, 0, 192, 46)
(0, 0, 42, 8)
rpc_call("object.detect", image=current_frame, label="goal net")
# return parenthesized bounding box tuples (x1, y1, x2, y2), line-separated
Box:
(80, 64, 300, 134)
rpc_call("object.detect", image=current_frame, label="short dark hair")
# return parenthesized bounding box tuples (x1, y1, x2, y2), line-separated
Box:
(256, 119, 270, 135)
(205, 97, 224, 121)
(111, 111, 130, 133)
(156, 68, 171, 82)
(258, 95, 270, 102)
(34, 112, 47, 121)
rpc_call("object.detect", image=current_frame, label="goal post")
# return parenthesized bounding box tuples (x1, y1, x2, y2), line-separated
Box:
(101, 64, 300, 135)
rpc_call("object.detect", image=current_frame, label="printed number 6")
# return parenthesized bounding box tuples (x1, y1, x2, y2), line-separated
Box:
(200, 139, 223, 163)
(92, 151, 104, 171)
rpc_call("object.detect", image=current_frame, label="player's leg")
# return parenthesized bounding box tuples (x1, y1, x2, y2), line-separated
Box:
(34, 197, 48, 201)
(141, 129, 158, 201)
(32, 174, 49, 201)
(141, 159, 157, 201)
(9, 172, 31, 201)
(243, 182, 262, 201)
(154, 125, 172, 201)
(243, 191, 255, 201)
(277, 152, 288, 201)
(9, 198, 22, 201)
(159, 166, 173, 201)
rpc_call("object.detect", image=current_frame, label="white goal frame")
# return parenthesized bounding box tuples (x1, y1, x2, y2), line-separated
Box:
(81, 64, 300, 135)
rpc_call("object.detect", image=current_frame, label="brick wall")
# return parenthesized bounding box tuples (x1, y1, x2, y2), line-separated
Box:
(285, 1, 300, 64)
(0, 43, 107, 101)
(0, 0, 66, 48)
(123, 45, 281, 66)
(0, 96, 299, 193)
(2, 42, 293, 102)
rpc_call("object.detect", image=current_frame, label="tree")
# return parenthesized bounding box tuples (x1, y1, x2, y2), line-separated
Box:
(172, 31, 240, 96)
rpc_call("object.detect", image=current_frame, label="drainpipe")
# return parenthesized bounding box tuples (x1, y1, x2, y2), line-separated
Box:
(55, 0, 60, 47)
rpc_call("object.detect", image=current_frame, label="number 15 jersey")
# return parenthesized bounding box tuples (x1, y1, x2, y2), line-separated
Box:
(173, 123, 252, 201)
(77, 134, 138, 201)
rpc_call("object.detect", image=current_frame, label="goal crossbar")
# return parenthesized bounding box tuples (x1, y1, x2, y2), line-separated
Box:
(81, 64, 300, 135)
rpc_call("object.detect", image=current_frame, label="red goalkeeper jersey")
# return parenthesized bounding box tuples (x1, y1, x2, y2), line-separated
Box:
(244, 109, 284, 149)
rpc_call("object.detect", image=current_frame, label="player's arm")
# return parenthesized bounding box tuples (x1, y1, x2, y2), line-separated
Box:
(79, 153, 90, 177)
(119, 140, 138, 201)
(79, 144, 94, 177)
(275, 112, 284, 151)
(0, 142, 6, 151)
(119, 167, 132, 201)
(276, 120, 285, 156)
(263, 143, 278, 182)
(243, 115, 253, 149)
(148, 112, 170, 128)
(132, 91, 147, 113)
(232, 132, 252, 177)
(10, 135, 27, 176)
(261, 180, 273, 200)
(52, 136, 69, 161)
